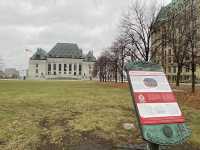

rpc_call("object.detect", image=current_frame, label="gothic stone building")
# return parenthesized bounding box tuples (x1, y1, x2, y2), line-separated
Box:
(28, 43, 96, 80)
(152, 0, 200, 83)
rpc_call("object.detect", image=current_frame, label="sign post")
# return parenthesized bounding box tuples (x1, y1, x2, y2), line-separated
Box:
(125, 62, 191, 149)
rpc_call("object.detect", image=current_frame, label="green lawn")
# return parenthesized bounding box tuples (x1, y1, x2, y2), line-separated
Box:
(0, 80, 136, 150)
(0, 80, 199, 150)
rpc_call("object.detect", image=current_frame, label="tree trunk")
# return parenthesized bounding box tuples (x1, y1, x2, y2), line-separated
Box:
(115, 64, 118, 83)
(192, 56, 195, 93)
(121, 72, 124, 83)
(191, 0, 195, 93)
(192, 69, 195, 93)
(148, 143, 159, 150)
(176, 65, 182, 87)
(121, 57, 124, 83)
(145, 50, 149, 62)
(99, 70, 102, 82)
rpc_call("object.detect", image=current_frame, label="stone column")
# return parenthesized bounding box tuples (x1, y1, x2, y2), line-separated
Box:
(51, 63, 54, 75)
(72, 64, 74, 76)
(56, 63, 59, 76)
(77, 64, 79, 76)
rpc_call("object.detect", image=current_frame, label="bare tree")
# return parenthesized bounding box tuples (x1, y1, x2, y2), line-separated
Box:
(110, 42, 120, 83)
(110, 36, 127, 83)
(166, 0, 190, 86)
(121, 0, 161, 62)
(187, 0, 200, 93)
(0, 57, 4, 71)
(165, 0, 200, 91)
(93, 51, 116, 82)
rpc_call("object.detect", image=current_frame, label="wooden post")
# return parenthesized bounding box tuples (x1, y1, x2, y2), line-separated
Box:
(148, 143, 159, 150)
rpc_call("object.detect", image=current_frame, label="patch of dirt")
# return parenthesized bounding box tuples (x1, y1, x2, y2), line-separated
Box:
(37, 114, 114, 150)
(39, 117, 50, 129)
(175, 91, 200, 109)
(69, 131, 113, 150)
(97, 82, 128, 89)
(168, 143, 200, 150)
(37, 129, 114, 150)
(68, 141, 112, 150)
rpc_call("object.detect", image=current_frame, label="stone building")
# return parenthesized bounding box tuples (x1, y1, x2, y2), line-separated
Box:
(152, 0, 200, 83)
(5, 68, 19, 79)
(0, 70, 5, 79)
(28, 43, 96, 80)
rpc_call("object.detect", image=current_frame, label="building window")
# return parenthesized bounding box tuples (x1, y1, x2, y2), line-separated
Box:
(53, 64, 56, 70)
(48, 64, 51, 71)
(54, 72, 56, 75)
(79, 64, 82, 75)
(36, 64, 39, 68)
(48, 64, 51, 75)
(36, 69, 38, 73)
(168, 57, 172, 64)
(69, 64, 72, 74)
(172, 75, 176, 82)
(69, 64, 72, 71)
(168, 49, 172, 56)
(186, 75, 190, 81)
(59, 64, 62, 71)
(186, 67, 190, 72)
(168, 66, 171, 73)
(59, 64, 62, 74)
(168, 75, 171, 81)
(180, 75, 183, 81)
(63, 64, 67, 74)
(89, 64, 92, 75)
(173, 66, 176, 73)
(74, 64, 77, 76)
(64, 64, 67, 71)
(173, 57, 176, 63)
(74, 64, 77, 71)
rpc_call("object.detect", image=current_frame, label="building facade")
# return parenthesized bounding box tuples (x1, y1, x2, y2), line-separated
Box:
(5, 68, 19, 79)
(152, 0, 200, 83)
(28, 43, 96, 80)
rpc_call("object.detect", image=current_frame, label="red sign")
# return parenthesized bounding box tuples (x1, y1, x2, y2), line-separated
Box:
(129, 71, 184, 125)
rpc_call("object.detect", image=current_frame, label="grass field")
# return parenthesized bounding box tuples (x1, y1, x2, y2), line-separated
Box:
(0, 80, 200, 150)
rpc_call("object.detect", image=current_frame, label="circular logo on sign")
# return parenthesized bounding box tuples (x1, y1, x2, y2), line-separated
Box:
(138, 94, 145, 103)
(143, 78, 158, 88)
(163, 125, 173, 138)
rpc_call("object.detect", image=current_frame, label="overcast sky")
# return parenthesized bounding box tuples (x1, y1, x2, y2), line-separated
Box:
(0, 0, 171, 71)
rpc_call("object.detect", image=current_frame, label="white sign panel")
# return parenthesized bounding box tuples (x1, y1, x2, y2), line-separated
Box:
(130, 74, 171, 93)
(137, 103, 182, 118)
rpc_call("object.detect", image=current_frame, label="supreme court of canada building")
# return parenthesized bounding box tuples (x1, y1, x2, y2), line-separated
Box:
(28, 43, 96, 80)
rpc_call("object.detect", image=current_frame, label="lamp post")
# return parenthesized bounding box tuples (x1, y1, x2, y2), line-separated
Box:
(24, 49, 33, 80)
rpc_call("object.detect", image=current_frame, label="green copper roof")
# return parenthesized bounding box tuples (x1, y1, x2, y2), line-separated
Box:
(48, 43, 83, 59)
(31, 48, 47, 60)
(30, 43, 96, 62)
(84, 51, 96, 62)
(156, 6, 170, 22)
(156, 0, 187, 22)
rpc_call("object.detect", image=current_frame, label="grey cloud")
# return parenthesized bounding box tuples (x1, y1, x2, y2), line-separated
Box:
(0, 0, 170, 70)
